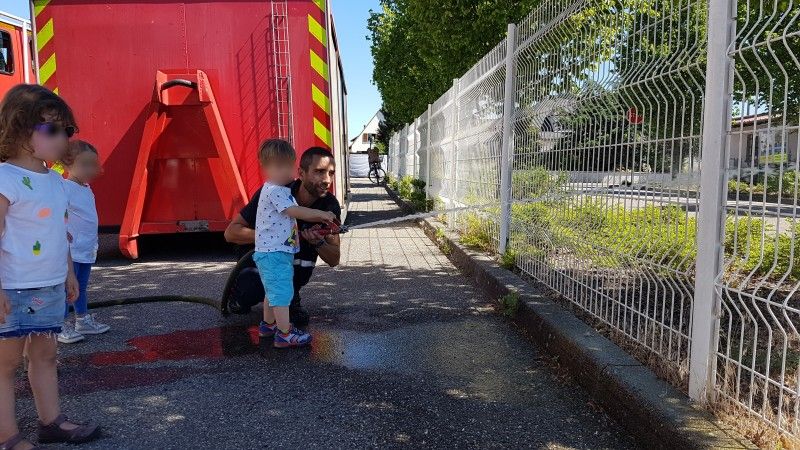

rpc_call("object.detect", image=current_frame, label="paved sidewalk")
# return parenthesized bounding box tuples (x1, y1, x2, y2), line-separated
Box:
(14, 179, 637, 449)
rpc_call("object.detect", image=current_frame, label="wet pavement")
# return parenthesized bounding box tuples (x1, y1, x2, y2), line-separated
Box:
(14, 180, 637, 449)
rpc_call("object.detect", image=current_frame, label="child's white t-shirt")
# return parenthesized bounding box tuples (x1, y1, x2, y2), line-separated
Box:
(64, 179, 98, 264)
(255, 182, 300, 254)
(0, 163, 69, 289)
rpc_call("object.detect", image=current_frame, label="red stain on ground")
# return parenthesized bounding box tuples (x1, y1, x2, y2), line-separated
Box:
(89, 325, 261, 366)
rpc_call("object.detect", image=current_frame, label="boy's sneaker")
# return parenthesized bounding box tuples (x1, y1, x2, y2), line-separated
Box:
(57, 323, 85, 344)
(258, 321, 278, 338)
(274, 326, 313, 349)
(75, 315, 111, 335)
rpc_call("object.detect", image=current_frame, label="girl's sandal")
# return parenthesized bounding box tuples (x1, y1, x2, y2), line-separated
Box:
(38, 414, 100, 444)
(0, 433, 43, 450)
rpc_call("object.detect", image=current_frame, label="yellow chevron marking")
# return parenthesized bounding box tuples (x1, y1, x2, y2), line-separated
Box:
(37, 19, 54, 52)
(313, 117, 332, 147)
(33, 0, 51, 17)
(310, 49, 329, 80)
(308, 14, 326, 47)
(39, 53, 57, 84)
(312, 84, 330, 114)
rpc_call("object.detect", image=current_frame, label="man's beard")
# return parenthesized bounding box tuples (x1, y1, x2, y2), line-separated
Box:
(304, 181, 328, 198)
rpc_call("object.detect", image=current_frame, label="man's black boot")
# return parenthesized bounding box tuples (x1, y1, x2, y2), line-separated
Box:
(290, 302, 310, 327)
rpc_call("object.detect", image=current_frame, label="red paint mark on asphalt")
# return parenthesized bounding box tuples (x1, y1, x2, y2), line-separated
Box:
(89, 325, 261, 366)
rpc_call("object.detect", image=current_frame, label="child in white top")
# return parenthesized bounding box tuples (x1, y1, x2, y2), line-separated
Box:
(253, 139, 336, 348)
(0, 84, 99, 449)
(57, 140, 110, 344)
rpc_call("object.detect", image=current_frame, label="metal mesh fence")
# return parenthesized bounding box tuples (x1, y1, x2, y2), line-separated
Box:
(716, 0, 800, 435)
(386, 0, 800, 437)
(511, 0, 706, 387)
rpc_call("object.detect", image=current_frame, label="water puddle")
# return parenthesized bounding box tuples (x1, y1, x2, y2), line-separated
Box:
(42, 320, 535, 403)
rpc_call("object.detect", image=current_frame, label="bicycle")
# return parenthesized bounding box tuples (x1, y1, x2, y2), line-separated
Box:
(368, 160, 387, 185)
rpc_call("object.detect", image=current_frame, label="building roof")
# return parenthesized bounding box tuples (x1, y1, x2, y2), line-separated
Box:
(349, 110, 384, 145)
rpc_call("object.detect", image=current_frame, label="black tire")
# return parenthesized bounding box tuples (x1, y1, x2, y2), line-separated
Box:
(369, 167, 387, 185)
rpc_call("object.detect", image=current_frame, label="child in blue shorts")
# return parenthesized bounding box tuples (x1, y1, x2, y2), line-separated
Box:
(254, 139, 336, 348)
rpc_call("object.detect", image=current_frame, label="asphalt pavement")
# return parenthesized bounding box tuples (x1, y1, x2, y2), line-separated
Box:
(14, 179, 637, 449)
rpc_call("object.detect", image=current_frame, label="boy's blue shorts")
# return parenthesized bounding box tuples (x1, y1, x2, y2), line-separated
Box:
(252, 251, 295, 307)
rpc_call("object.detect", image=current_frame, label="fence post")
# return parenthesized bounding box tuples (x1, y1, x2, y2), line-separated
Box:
(409, 121, 415, 179)
(390, 134, 395, 176)
(688, 0, 735, 403)
(498, 23, 518, 255)
(405, 124, 411, 178)
(400, 124, 408, 178)
(450, 78, 461, 225)
(425, 103, 432, 201)
(414, 116, 422, 180)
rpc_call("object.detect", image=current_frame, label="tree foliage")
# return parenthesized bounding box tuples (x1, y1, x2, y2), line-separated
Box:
(368, 0, 539, 126)
(370, 0, 799, 174)
(374, 109, 399, 153)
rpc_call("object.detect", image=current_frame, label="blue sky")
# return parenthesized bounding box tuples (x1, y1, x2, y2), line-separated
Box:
(4, 0, 382, 137)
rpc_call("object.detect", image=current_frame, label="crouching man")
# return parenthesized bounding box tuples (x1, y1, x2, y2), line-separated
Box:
(222, 146, 341, 327)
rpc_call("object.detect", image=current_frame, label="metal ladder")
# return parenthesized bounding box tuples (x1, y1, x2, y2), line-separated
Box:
(270, 0, 294, 144)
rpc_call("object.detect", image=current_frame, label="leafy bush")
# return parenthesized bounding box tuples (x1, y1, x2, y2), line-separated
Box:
(500, 250, 517, 270)
(500, 291, 520, 317)
(459, 213, 494, 252)
(505, 196, 800, 284)
(728, 179, 751, 194)
(512, 167, 568, 200)
(385, 173, 397, 189)
(729, 170, 799, 197)
(508, 200, 698, 272)
(434, 227, 452, 255)
(386, 175, 432, 212)
(396, 175, 414, 199)
(724, 217, 800, 281)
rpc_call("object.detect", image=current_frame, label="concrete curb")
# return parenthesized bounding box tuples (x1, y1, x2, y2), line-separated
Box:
(385, 188, 756, 450)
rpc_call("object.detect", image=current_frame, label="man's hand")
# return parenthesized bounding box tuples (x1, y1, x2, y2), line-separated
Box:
(313, 210, 337, 224)
(66, 272, 79, 304)
(300, 228, 325, 245)
(0, 290, 10, 324)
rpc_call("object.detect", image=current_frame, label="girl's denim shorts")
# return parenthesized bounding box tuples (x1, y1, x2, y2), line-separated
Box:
(0, 284, 65, 338)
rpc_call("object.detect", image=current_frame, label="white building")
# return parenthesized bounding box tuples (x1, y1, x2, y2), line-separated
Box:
(729, 114, 799, 170)
(348, 111, 386, 177)
(349, 110, 384, 154)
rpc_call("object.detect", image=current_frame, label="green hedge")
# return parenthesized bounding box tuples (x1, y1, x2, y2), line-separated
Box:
(729, 170, 799, 197)
(387, 175, 434, 212)
(504, 201, 800, 283)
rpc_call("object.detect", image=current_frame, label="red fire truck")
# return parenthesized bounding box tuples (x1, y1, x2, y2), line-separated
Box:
(30, 0, 349, 258)
(0, 11, 36, 97)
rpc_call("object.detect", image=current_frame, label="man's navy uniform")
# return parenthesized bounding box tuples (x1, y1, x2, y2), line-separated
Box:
(221, 179, 341, 325)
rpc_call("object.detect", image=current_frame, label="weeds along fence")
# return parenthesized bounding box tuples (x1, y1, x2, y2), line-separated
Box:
(387, 0, 800, 439)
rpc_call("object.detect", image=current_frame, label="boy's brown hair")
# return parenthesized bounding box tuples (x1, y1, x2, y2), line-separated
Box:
(0, 84, 77, 162)
(258, 138, 296, 166)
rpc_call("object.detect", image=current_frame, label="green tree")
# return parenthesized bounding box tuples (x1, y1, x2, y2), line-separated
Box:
(368, 0, 539, 125)
(375, 109, 399, 153)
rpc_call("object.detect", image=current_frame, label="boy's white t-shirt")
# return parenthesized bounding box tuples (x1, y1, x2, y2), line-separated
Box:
(0, 163, 69, 289)
(64, 179, 98, 264)
(255, 182, 300, 254)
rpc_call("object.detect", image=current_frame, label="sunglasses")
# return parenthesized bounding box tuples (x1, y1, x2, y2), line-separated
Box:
(34, 122, 76, 138)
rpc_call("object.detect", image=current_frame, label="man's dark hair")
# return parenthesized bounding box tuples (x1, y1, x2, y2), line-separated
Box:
(299, 146, 335, 171)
